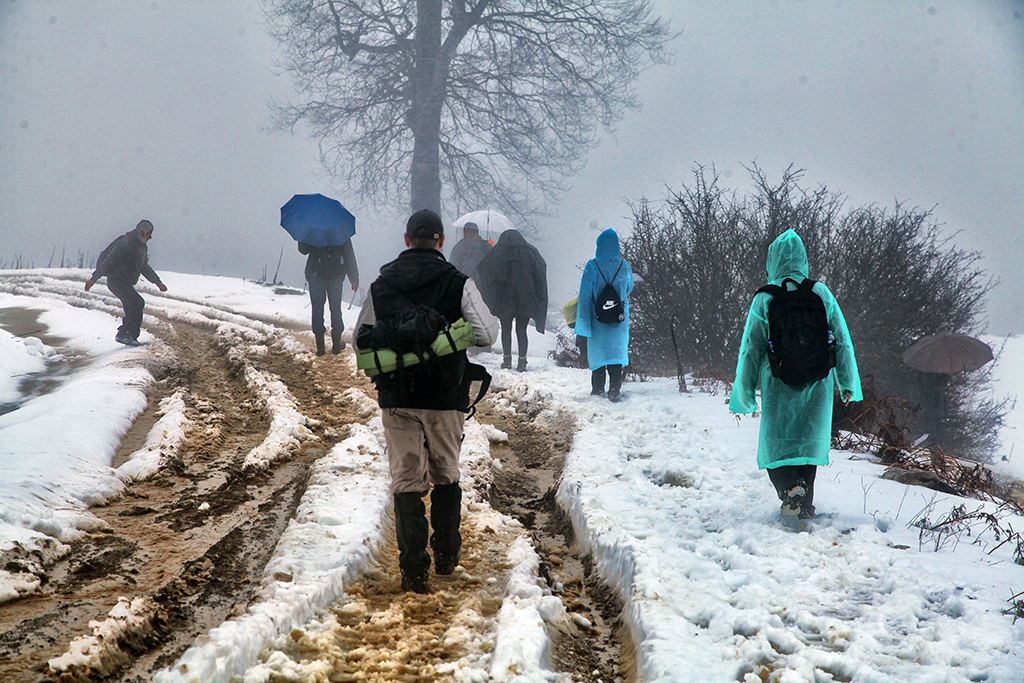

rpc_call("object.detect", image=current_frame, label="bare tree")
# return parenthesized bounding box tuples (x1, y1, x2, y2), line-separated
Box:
(265, 0, 671, 219)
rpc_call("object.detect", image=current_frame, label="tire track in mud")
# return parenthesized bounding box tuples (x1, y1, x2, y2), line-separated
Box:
(0, 275, 630, 682)
(0, 289, 363, 683)
(250, 382, 631, 683)
(477, 392, 633, 683)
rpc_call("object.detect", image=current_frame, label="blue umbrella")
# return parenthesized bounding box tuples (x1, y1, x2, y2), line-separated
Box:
(280, 194, 356, 248)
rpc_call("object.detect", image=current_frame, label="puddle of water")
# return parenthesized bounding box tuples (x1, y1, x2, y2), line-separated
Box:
(0, 307, 87, 416)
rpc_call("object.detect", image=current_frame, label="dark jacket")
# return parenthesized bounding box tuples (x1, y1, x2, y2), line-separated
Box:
(298, 239, 359, 283)
(475, 230, 548, 333)
(448, 234, 491, 284)
(91, 230, 161, 286)
(368, 249, 469, 410)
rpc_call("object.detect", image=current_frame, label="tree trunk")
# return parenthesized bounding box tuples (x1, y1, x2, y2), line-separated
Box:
(409, 0, 445, 216)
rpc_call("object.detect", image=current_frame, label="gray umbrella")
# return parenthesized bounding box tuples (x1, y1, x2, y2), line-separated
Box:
(902, 332, 994, 374)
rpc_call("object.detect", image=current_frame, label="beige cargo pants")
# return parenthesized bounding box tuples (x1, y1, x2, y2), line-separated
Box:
(382, 407, 465, 493)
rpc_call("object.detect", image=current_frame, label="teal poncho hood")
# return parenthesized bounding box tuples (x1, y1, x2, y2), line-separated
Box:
(766, 229, 809, 282)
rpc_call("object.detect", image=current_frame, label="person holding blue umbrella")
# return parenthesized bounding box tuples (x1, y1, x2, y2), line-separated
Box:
(281, 194, 359, 356)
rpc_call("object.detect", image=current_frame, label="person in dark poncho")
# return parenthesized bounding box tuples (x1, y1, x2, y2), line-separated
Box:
(475, 229, 548, 372)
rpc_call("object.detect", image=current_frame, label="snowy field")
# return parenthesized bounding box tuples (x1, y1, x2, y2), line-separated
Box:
(1, 268, 1022, 682)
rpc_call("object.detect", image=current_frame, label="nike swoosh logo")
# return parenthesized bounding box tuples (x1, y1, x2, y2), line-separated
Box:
(602, 301, 616, 310)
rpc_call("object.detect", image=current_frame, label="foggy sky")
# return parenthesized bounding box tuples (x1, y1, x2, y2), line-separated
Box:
(1, 1, 1022, 334)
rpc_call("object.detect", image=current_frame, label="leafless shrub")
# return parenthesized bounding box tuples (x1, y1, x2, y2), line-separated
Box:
(909, 501, 1024, 565)
(549, 332, 586, 369)
(1006, 591, 1024, 623)
(623, 164, 1004, 460)
(690, 365, 732, 397)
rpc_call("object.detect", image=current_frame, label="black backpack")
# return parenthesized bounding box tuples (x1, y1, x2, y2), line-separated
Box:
(594, 262, 624, 324)
(357, 303, 450, 365)
(356, 273, 491, 414)
(756, 278, 836, 386)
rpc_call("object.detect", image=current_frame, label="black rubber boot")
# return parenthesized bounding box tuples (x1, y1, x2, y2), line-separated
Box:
(331, 329, 345, 354)
(394, 492, 431, 593)
(314, 332, 326, 356)
(608, 364, 623, 402)
(591, 368, 606, 396)
(430, 483, 463, 575)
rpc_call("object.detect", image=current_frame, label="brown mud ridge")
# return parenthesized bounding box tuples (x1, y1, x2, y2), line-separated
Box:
(478, 398, 632, 683)
(0, 296, 629, 682)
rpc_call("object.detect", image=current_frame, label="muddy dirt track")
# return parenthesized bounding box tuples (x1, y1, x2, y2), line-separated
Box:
(0, 282, 629, 683)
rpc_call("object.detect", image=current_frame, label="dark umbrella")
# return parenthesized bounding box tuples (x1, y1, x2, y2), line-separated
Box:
(902, 332, 994, 374)
(280, 194, 355, 248)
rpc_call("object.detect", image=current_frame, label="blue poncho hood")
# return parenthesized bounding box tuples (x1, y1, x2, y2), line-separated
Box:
(595, 229, 620, 259)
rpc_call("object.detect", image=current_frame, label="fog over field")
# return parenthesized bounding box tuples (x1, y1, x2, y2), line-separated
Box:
(1, 1, 1022, 334)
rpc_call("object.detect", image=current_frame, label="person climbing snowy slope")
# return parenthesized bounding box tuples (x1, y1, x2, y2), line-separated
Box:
(729, 228, 862, 519)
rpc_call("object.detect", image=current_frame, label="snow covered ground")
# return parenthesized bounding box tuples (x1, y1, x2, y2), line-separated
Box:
(1, 268, 1022, 682)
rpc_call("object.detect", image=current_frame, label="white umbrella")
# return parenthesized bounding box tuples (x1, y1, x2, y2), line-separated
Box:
(452, 209, 516, 243)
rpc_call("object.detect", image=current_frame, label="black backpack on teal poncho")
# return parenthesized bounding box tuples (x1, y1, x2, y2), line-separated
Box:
(756, 277, 836, 387)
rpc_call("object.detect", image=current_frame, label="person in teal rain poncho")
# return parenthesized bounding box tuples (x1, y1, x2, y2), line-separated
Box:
(575, 229, 634, 402)
(729, 229, 862, 519)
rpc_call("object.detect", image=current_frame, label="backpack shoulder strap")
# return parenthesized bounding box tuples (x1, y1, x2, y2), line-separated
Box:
(798, 278, 818, 291)
(595, 261, 623, 287)
(756, 283, 784, 297)
(461, 362, 492, 418)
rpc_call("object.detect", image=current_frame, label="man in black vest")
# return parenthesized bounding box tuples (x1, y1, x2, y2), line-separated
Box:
(354, 209, 497, 593)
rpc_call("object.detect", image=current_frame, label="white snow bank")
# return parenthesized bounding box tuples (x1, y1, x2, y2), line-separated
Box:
(116, 389, 190, 481)
(48, 596, 160, 679)
(0, 327, 55, 405)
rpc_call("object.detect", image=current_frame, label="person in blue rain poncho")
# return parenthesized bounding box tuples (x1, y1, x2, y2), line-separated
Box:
(575, 229, 634, 402)
(729, 229, 862, 520)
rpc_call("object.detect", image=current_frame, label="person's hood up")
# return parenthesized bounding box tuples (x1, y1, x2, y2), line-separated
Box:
(494, 229, 528, 249)
(595, 229, 619, 258)
(766, 229, 809, 282)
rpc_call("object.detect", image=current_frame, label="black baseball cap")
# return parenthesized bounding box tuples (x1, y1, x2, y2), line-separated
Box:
(406, 209, 444, 240)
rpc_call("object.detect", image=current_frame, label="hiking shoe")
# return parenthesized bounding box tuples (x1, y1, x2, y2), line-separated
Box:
(434, 550, 461, 576)
(516, 357, 527, 372)
(332, 339, 346, 354)
(115, 332, 141, 347)
(400, 570, 429, 594)
(797, 504, 816, 520)
(590, 389, 605, 397)
(500, 357, 512, 369)
(780, 484, 807, 518)
(608, 389, 621, 403)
